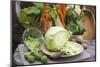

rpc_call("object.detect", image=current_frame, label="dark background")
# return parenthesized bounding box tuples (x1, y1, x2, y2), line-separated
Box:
(12, 2, 23, 54)
(11, 1, 25, 67)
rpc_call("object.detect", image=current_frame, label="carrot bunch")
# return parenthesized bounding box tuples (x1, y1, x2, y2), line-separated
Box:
(40, 3, 53, 32)
(56, 4, 68, 28)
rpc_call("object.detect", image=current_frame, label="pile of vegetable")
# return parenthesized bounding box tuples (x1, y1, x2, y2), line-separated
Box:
(24, 36, 48, 63)
(19, 5, 42, 28)
(19, 3, 86, 63)
(65, 5, 85, 35)
(45, 26, 80, 55)
(24, 50, 48, 63)
(25, 36, 40, 50)
(19, 3, 85, 34)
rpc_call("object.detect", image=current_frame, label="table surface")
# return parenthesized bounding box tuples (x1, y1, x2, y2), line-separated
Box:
(13, 40, 96, 65)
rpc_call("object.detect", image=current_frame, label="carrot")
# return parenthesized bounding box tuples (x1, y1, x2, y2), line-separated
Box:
(40, 3, 52, 32)
(61, 4, 66, 19)
(56, 4, 66, 28)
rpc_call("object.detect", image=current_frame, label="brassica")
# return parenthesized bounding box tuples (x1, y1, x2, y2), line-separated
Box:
(45, 26, 71, 51)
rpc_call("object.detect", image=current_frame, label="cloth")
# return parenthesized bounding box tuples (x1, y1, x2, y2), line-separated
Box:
(13, 40, 96, 65)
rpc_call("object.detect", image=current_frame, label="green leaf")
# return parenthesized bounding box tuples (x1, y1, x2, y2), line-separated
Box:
(77, 22, 85, 35)
(22, 6, 41, 15)
(34, 3, 43, 9)
(67, 23, 78, 33)
(19, 11, 36, 28)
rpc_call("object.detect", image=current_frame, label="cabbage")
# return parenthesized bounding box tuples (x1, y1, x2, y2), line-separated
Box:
(45, 26, 71, 51)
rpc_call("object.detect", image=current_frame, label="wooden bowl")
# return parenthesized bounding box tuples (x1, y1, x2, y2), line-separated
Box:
(80, 9, 96, 40)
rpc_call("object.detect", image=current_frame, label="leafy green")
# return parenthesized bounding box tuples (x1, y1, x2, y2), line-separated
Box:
(65, 5, 85, 35)
(25, 36, 40, 50)
(61, 41, 80, 55)
(45, 27, 71, 51)
(67, 21, 79, 33)
(76, 22, 85, 35)
(67, 21, 85, 35)
(22, 6, 41, 15)
(19, 11, 36, 28)
(45, 26, 80, 56)
(34, 3, 43, 10)
(19, 5, 42, 28)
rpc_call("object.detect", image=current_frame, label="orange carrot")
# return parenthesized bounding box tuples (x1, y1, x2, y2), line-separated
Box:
(40, 3, 52, 32)
(56, 4, 66, 28)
